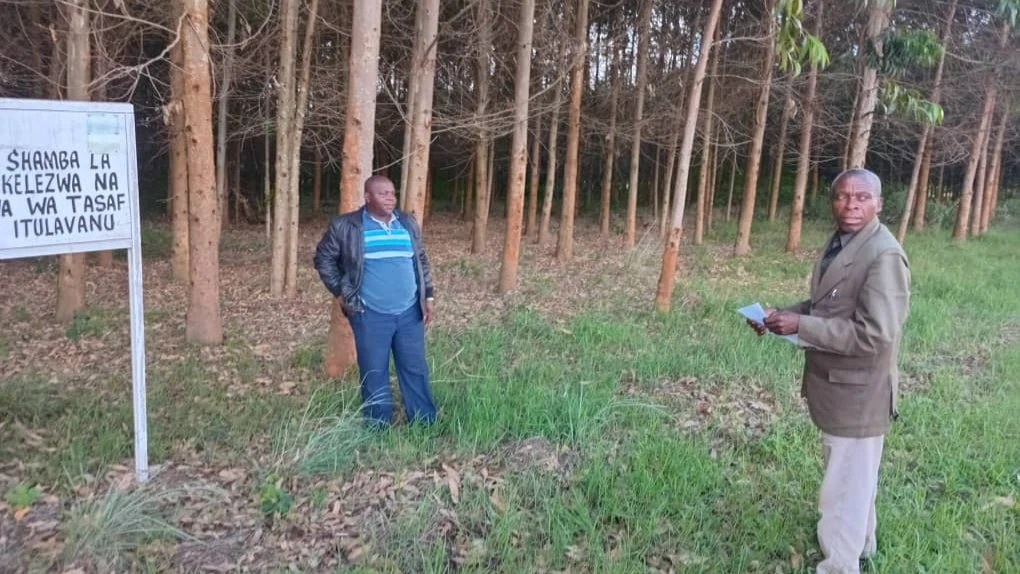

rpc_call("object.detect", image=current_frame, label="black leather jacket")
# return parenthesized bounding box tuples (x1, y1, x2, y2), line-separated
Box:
(313, 207, 434, 316)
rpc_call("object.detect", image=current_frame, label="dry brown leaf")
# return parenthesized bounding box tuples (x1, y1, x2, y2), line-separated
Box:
(218, 468, 245, 482)
(443, 464, 461, 504)
(13, 507, 30, 521)
(790, 546, 803, 569)
(985, 496, 1016, 510)
(981, 547, 995, 573)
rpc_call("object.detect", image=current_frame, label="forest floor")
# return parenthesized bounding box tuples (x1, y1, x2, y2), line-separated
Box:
(1, 211, 1018, 573)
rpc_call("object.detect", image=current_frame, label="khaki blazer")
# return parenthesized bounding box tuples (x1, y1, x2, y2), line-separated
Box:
(787, 217, 911, 438)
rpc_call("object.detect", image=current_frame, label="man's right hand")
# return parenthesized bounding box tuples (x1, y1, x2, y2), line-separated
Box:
(746, 307, 777, 336)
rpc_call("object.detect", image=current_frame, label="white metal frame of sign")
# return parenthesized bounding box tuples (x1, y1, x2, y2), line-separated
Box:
(0, 97, 149, 482)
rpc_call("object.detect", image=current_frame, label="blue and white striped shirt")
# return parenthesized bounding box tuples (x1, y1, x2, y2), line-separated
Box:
(360, 210, 418, 314)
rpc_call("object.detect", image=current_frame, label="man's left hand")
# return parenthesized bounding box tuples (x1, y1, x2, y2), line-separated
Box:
(424, 299, 435, 327)
(764, 310, 800, 335)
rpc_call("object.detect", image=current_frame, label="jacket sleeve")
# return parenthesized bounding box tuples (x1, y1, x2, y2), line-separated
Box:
(797, 251, 910, 357)
(313, 217, 345, 298)
(783, 300, 811, 315)
(405, 214, 434, 298)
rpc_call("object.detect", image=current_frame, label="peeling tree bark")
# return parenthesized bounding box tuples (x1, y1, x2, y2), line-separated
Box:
(404, 0, 440, 223)
(599, 41, 621, 236)
(169, 37, 190, 283)
(846, 0, 892, 169)
(556, 0, 590, 261)
(497, 0, 536, 294)
(694, 27, 720, 246)
(470, 0, 492, 254)
(898, 0, 956, 243)
(655, 0, 724, 312)
(767, 96, 793, 223)
(56, 0, 90, 323)
(786, 0, 823, 252)
(733, 0, 777, 256)
(539, 80, 563, 246)
(980, 107, 1008, 234)
(182, 0, 223, 345)
(623, 0, 653, 248)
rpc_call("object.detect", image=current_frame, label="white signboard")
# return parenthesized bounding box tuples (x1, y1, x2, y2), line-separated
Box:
(0, 98, 149, 482)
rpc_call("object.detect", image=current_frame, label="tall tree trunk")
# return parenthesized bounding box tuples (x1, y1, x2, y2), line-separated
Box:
(624, 0, 653, 247)
(659, 118, 681, 238)
(399, 12, 421, 208)
(655, 0, 724, 312)
(182, 0, 223, 345)
(284, 0, 321, 297)
(271, 0, 299, 297)
(338, 0, 380, 214)
(497, 0, 536, 294)
(404, 0, 440, 223)
(767, 96, 793, 222)
(733, 0, 777, 256)
(93, 9, 115, 268)
(786, 0, 823, 252)
(556, 0, 590, 261)
(707, 142, 719, 231)
(726, 151, 737, 221)
(652, 146, 661, 223)
(970, 115, 993, 237)
(846, 0, 892, 168)
(470, 0, 492, 253)
(263, 49, 273, 241)
(539, 82, 563, 245)
(169, 39, 190, 283)
(953, 21, 1003, 242)
(912, 140, 934, 230)
(327, 0, 379, 378)
(981, 107, 1008, 233)
(526, 109, 542, 236)
(313, 146, 322, 211)
(216, 0, 237, 230)
(694, 27, 720, 245)
(56, 0, 90, 323)
(599, 43, 621, 236)
(898, 0, 956, 243)
(463, 152, 475, 220)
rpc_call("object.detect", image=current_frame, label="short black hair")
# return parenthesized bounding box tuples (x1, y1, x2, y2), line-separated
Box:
(830, 168, 882, 197)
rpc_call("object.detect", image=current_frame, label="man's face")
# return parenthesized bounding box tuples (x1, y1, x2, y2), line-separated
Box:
(831, 176, 881, 233)
(365, 180, 397, 216)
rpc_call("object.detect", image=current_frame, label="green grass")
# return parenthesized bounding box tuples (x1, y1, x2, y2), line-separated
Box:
(2, 218, 1017, 572)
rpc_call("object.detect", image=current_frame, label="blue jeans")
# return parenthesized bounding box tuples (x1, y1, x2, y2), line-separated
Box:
(347, 304, 436, 426)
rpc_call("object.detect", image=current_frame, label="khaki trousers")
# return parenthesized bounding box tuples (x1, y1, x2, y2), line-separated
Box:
(815, 432, 885, 574)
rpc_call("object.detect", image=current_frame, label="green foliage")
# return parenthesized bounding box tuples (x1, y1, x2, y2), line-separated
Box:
(871, 29, 944, 77)
(997, 0, 1020, 27)
(140, 227, 172, 259)
(66, 308, 111, 341)
(879, 82, 944, 125)
(62, 486, 193, 570)
(3, 483, 41, 509)
(775, 0, 830, 76)
(256, 472, 294, 519)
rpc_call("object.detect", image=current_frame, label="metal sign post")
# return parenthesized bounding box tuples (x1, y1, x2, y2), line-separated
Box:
(0, 98, 149, 482)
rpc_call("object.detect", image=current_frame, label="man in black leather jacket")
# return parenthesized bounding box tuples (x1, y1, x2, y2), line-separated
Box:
(313, 175, 437, 426)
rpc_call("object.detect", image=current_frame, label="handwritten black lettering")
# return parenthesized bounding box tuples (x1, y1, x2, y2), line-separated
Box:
(94, 172, 119, 192)
(4, 149, 80, 172)
(0, 199, 11, 218)
(13, 214, 114, 238)
(0, 173, 82, 195)
(89, 153, 111, 170)
(26, 196, 56, 215)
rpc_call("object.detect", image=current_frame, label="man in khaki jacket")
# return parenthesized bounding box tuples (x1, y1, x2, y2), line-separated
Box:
(749, 168, 911, 574)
